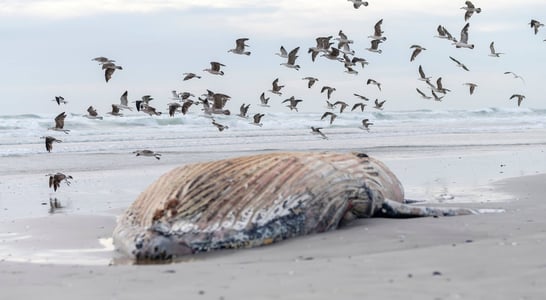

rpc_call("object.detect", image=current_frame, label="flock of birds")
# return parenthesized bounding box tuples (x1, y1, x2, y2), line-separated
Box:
(40, 1, 544, 192)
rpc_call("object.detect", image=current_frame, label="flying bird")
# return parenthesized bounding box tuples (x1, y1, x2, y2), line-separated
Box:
(373, 99, 386, 110)
(52, 96, 67, 106)
(529, 19, 544, 34)
(280, 47, 300, 70)
(228, 38, 251, 55)
(353, 93, 370, 101)
(510, 94, 526, 107)
(416, 88, 432, 100)
(259, 92, 270, 107)
(449, 56, 470, 71)
(463, 83, 478, 95)
(252, 113, 265, 127)
(275, 46, 288, 58)
(504, 71, 525, 83)
(49, 112, 70, 134)
(283, 96, 303, 111)
(453, 23, 474, 49)
(360, 119, 374, 131)
(321, 86, 336, 99)
(435, 25, 457, 42)
(41, 136, 62, 152)
(108, 104, 123, 116)
(269, 78, 285, 95)
(47, 172, 73, 192)
(351, 102, 367, 112)
(347, 0, 368, 9)
(368, 19, 386, 41)
(367, 78, 382, 91)
(488, 41, 504, 57)
(333, 101, 349, 113)
(238, 103, 251, 118)
(133, 150, 162, 160)
(85, 106, 103, 119)
(431, 90, 444, 102)
(211, 119, 229, 131)
(409, 45, 426, 61)
(418, 65, 431, 81)
(182, 72, 201, 81)
(204, 62, 226, 75)
(302, 77, 319, 88)
(461, 1, 481, 22)
(310, 126, 328, 139)
(366, 39, 383, 53)
(103, 62, 123, 82)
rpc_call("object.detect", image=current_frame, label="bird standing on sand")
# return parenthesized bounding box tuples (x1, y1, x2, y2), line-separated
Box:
(133, 150, 162, 160)
(228, 38, 251, 55)
(510, 94, 526, 107)
(41, 136, 62, 152)
(47, 173, 73, 192)
(204, 62, 225, 75)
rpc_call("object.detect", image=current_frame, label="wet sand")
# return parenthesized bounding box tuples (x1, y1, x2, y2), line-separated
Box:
(1, 137, 546, 299)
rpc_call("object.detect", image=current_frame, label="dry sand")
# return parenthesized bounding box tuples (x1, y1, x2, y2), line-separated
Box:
(1, 149, 546, 299)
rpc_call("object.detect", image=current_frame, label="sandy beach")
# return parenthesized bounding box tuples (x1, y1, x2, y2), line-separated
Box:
(1, 127, 546, 300)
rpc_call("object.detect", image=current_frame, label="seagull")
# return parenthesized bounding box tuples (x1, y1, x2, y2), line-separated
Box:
(529, 19, 544, 35)
(302, 77, 319, 88)
(140, 104, 162, 116)
(347, 0, 368, 9)
(461, 1, 481, 22)
(182, 72, 201, 81)
(504, 71, 525, 83)
(335, 30, 354, 49)
(92, 57, 114, 64)
(238, 103, 251, 118)
(252, 113, 265, 127)
(410, 45, 426, 62)
(310, 126, 328, 139)
(228, 38, 251, 55)
(118, 90, 133, 110)
(275, 46, 288, 58)
(212, 119, 229, 131)
(489, 41, 504, 57)
(168, 102, 181, 117)
(321, 86, 336, 99)
(269, 78, 285, 95)
(259, 92, 270, 107)
(366, 39, 383, 53)
(133, 149, 162, 160)
(431, 90, 444, 101)
(353, 93, 370, 101)
(333, 101, 349, 113)
(368, 19, 387, 41)
(344, 65, 359, 75)
(41, 136, 62, 152)
(463, 83, 478, 95)
(325, 100, 336, 110)
(427, 77, 451, 94)
(367, 78, 382, 91)
(49, 112, 70, 134)
(418, 65, 431, 81)
(416, 88, 432, 100)
(52, 96, 67, 105)
(181, 100, 194, 115)
(351, 102, 367, 112)
(204, 62, 225, 75)
(280, 47, 300, 70)
(107, 104, 123, 116)
(85, 106, 103, 119)
(103, 62, 122, 82)
(320, 47, 343, 61)
(283, 96, 303, 112)
(47, 172, 73, 192)
(453, 23, 474, 49)
(351, 56, 369, 68)
(373, 99, 386, 110)
(360, 119, 374, 131)
(510, 94, 526, 107)
(435, 25, 457, 42)
(449, 56, 470, 71)
(308, 36, 333, 61)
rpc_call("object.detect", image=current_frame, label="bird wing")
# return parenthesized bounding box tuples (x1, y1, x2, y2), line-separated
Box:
(460, 23, 470, 43)
(374, 19, 383, 37)
(287, 47, 300, 65)
(54, 112, 66, 129)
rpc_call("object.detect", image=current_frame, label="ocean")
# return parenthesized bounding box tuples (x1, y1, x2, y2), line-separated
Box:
(1, 107, 545, 157)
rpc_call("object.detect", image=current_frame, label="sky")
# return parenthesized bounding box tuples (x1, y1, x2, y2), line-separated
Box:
(1, 0, 545, 115)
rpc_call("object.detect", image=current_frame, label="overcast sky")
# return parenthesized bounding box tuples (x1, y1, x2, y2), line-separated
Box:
(1, 0, 545, 115)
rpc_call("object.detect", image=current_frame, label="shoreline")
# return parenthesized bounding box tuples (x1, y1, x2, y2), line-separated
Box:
(1, 170, 546, 298)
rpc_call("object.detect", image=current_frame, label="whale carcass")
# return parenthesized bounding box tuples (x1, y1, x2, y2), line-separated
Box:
(113, 152, 478, 261)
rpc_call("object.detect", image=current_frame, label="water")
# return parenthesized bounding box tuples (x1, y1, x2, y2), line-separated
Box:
(1, 107, 545, 157)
